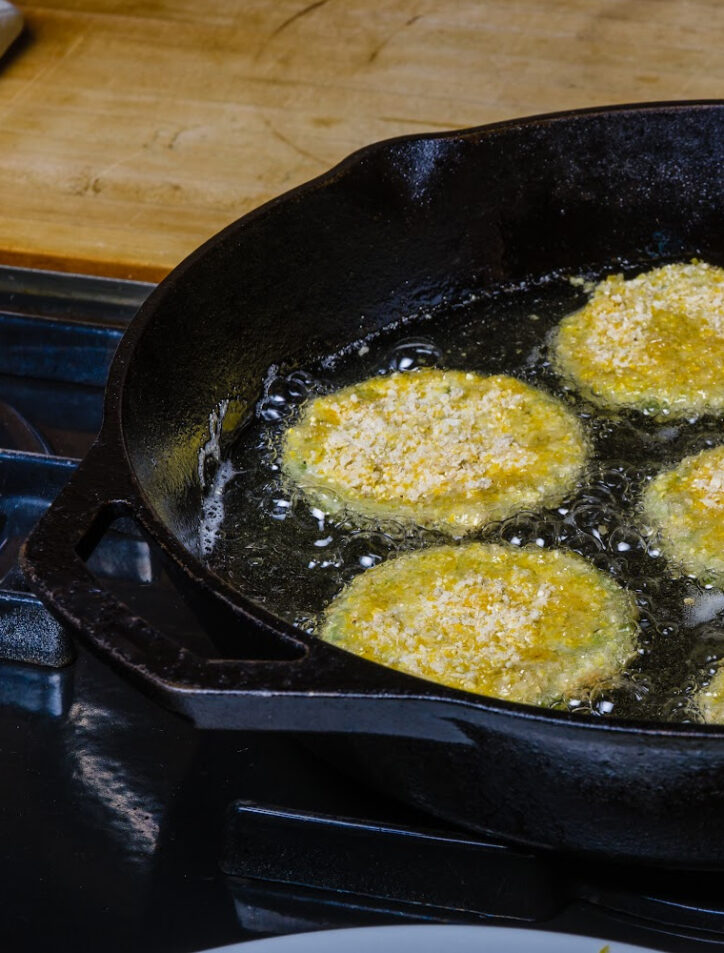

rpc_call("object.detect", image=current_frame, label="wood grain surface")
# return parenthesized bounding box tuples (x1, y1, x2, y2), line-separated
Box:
(1, 0, 723, 279)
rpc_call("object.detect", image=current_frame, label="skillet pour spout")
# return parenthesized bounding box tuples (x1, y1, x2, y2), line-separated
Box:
(21, 101, 724, 868)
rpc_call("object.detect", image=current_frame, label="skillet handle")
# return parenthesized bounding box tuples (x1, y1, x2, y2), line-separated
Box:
(21, 442, 434, 734)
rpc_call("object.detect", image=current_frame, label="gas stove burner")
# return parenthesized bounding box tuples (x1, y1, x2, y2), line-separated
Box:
(222, 802, 558, 921)
(3, 265, 724, 953)
(0, 266, 151, 673)
(222, 800, 724, 948)
(0, 400, 50, 455)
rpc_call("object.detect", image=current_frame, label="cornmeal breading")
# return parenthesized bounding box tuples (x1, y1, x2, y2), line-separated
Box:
(552, 261, 724, 416)
(282, 369, 588, 534)
(697, 667, 724, 723)
(642, 445, 724, 585)
(319, 543, 638, 705)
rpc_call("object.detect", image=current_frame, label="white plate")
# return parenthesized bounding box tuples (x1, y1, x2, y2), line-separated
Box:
(200, 924, 655, 952)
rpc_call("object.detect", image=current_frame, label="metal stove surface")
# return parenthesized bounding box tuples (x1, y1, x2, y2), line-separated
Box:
(1, 266, 724, 953)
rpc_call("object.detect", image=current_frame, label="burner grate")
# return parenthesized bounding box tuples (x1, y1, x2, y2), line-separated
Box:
(0, 266, 152, 672)
(222, 798, 724, 950)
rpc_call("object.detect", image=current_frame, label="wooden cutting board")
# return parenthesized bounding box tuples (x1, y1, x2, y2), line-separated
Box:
(2, 0, 723, 280)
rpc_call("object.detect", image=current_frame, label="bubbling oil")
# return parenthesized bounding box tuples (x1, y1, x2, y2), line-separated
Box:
(201, 263, 724, 723)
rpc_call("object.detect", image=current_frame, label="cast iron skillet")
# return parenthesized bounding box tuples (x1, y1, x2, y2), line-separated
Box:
(21, 101, 724, 868)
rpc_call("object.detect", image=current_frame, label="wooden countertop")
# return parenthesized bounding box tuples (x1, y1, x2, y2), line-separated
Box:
(2, 0, 724, 280)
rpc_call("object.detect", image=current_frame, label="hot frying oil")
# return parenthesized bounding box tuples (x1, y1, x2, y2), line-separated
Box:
(201, 263, 724, 723)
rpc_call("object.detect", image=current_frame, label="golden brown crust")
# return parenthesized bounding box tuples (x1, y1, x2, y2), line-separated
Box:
(552, 261, 724, 417)
(642, 445, 724, 586)
(319, 543, 638, 706)
(282, 369, 588, 534)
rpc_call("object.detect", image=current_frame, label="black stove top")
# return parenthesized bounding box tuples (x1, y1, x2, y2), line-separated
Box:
(2, 265, 724, 953)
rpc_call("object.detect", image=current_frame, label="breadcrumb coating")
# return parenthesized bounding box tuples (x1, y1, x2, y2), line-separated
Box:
(552, 261, 724, 416)
(319, 543, 638, 705)
(282, 369, 588, 534)
(643, 445, 724, 585)
(698, 667, 724, 723)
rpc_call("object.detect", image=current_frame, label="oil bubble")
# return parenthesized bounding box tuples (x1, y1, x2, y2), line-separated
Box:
(293, 614, 317, 634)
(286, 369, 320, 400)
(383, 337, 443, 373)
(607, 525, 648, 556)
(568, 502, 617, 537)
(499, 513, 543, 547)
(270, 498, 293, 521)
(258, 367, 323, 422)
(340, 531, 398, 574)
(559, 515, 605, 556)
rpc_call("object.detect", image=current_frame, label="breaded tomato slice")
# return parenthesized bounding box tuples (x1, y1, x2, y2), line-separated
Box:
(698, 667, 724, 724)
(282, 369, 587, 535)
(552, 261, 724, 417)
(319, 543, 638, 706)
(643, 445, 724, 586)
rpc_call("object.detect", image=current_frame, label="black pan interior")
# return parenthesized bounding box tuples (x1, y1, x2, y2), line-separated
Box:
(122, 104, 724, 584)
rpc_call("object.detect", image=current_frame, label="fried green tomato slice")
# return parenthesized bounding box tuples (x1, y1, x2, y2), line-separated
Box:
(552, 261, 724, 417)
(697, 667, 724, 724)
(642, 445, 724, 585)
(281, 369, 588, 535)
(318, 543, 638, 706)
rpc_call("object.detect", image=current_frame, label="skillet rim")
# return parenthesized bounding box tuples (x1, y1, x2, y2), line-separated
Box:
(108, 99, 724, 738)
